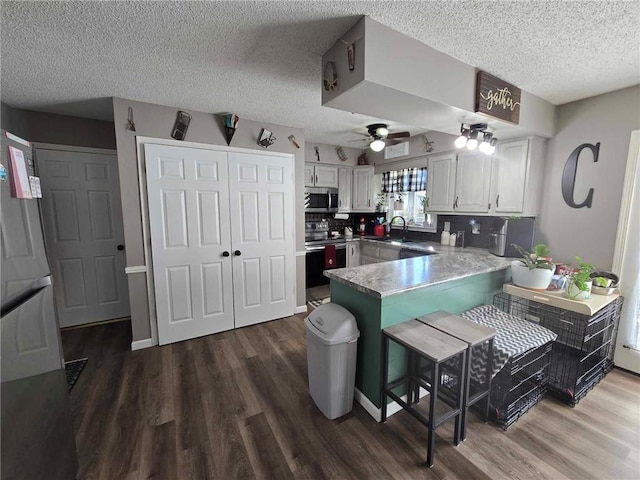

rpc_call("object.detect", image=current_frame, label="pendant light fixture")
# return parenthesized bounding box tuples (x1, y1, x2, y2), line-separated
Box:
(466, 130, 479, 150)
(454, 123, 498, 155)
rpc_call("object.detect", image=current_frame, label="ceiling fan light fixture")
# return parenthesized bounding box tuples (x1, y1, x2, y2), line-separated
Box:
(370, 139, 385, 152)
(376, 126, 389, 137)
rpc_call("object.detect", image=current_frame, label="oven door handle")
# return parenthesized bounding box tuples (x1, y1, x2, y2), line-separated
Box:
(305, 244, 347, 253)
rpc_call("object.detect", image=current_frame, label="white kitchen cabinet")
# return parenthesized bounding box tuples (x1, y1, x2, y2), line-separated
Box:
(304, 163, 338, 188)
(351, 166, 375, 212)
(426, 153, 456, 212)
(346, 241, 360, 267)
(304, 164, 315, 186)
(491, 138, 545, 216)
(454, 151, 492, 213)
(338, 167, 352, 212)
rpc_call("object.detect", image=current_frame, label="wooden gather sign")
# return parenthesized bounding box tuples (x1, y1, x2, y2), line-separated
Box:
(475, 71, 521, 124)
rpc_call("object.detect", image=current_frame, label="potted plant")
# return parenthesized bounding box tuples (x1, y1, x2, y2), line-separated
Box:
(510, 244, 555, 290)
(589, 271, 619, 296)
(565, 257, 594, 300)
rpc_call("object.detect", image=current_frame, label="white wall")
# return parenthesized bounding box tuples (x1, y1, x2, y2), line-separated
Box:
(537, 86, 640, 271)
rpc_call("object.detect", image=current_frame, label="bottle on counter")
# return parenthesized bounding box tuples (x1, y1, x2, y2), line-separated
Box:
(358, 217, 366, 236)
(441, 229, 450, 245)
(449, 232, 457, 247)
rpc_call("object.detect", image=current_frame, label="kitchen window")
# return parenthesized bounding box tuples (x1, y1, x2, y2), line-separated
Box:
(388, 191, 437, 232)
(381, 167, 437, 232)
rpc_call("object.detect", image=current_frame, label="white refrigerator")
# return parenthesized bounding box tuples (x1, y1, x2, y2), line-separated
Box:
(0, 131, 78, 480)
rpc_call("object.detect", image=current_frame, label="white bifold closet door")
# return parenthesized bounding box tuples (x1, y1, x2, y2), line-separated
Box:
(227, 152, 295, 328)
(145, 144, 234, 345)
(145, 144, 295, 345)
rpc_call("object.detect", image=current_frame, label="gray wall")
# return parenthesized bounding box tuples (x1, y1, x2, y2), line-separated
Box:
(0, 102, 116, 149)
(537, 86, 640, 271)
(369, 130, 458, 173)
(112, 97, 306, 342)
(303, 142, 362, 166)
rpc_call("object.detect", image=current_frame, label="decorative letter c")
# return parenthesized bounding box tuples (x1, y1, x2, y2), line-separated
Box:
(561, 143, 600, 208)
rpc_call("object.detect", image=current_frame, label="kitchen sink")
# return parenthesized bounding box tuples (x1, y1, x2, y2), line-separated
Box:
(374, 238, 413, 243)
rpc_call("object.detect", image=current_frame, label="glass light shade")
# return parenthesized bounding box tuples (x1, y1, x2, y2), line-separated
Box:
(466, 130, 479, 150)
(454, 135, 468, 148)
(486, 144, 496, 155)
(478, 141, 490, 154)
(370, 139, 385, 152)
(377, 127, 389, 137)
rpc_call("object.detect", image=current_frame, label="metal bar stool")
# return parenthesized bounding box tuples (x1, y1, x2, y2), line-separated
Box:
(381, 319, 468, 467)
(418, 311, 496, 441)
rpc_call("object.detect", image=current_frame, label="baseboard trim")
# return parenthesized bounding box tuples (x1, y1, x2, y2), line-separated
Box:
(354, 387, 428, 422)
(131, 338, 154, 351)
(354, 388, 381, 422)
(295, 305, 308, 314)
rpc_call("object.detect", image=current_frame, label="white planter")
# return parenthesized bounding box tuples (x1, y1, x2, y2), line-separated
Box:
(510, 261, 554, 290)
(566, 280, 592, 300)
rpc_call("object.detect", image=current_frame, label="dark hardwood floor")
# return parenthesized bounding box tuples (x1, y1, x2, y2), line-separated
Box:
(62, 315, 640, 480)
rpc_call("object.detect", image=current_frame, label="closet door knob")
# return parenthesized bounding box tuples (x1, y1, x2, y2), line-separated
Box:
(222, 251, 230, 257)
(234, 250, 242, 256)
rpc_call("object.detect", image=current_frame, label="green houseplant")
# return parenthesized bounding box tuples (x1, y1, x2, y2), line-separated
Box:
(565, 257, 594, 300)
(510, 244, 555, 290)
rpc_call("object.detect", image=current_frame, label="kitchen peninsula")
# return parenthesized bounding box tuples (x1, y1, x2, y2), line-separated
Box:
(324, 242, 512, 417)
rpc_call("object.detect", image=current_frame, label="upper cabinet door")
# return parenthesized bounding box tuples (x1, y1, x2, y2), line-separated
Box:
(351, 166, 374, 212)
(426, 153, 456, 212)
(454, 151, 491, 213)
(314, 165, 339, 188)
(304, 163, 315, 187)
(493, 139, 529, 213)
(337, 167, 352, 212)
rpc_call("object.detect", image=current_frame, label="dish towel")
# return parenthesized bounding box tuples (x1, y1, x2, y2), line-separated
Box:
(324, 244, 336, 269)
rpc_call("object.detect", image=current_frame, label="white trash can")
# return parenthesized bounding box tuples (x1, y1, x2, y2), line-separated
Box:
(304, 303, 360, 419)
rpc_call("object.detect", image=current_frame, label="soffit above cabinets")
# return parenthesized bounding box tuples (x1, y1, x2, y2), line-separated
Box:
(322, 18, 556, 141)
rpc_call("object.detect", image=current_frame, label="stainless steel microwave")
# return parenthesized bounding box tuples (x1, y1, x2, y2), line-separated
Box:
(304, 187, 338, 212)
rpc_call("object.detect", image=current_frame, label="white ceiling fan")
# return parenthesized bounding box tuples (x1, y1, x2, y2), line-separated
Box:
(350, 123, 411, 152)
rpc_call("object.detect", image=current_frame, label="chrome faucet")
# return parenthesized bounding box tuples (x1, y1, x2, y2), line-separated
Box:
(390, 216, 408, 240)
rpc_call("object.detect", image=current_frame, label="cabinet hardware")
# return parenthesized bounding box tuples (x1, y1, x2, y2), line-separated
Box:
(222, 251, 230, 257)
(426, 197, 429, 208)
(315, 174, 318, 184)
(117, 244, 125, 251)
(496, 194, 500, 208)
(454, 196, 459, 209)
(488, 202, 491, 210)
(368, 199, 371, 207)
(234, 250, 242, 256)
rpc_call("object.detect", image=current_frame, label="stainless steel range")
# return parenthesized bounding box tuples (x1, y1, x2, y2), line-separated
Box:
(305, 221, 347, 288)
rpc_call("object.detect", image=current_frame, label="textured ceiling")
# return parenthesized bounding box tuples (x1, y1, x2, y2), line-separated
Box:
(1, 1, 638, 146)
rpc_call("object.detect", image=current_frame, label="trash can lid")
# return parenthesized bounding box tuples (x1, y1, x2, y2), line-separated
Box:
(305, 303, 359, 345)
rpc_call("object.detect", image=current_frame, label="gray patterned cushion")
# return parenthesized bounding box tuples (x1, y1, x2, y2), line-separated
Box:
(462, 304, 557, 382)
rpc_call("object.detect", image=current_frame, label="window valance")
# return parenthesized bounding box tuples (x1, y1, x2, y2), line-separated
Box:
(381, 167, 427, 193)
